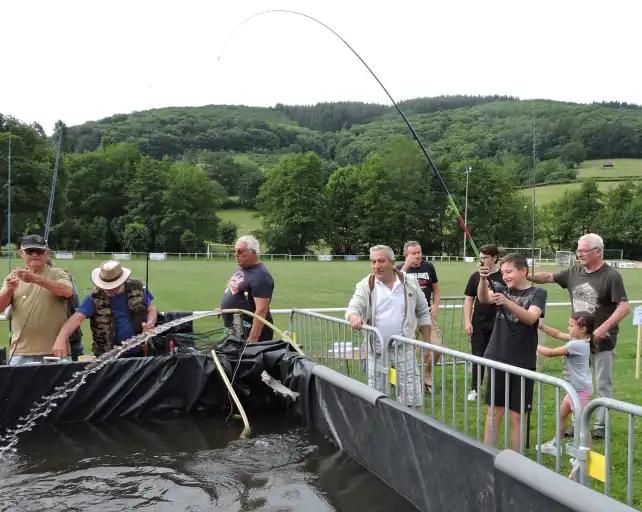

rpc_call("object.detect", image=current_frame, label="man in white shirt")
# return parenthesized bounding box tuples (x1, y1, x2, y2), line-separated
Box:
(346, 245, 432, 409)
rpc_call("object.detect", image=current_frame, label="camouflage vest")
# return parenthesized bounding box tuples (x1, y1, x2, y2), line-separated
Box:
(90, 279, 147, 356)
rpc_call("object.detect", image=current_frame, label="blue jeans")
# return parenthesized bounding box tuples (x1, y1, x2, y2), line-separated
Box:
(9, 355, 45, 366)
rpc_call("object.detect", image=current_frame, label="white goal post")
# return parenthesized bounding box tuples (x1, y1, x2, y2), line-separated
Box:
(603, 249, 624, 263)
(555, 250, 574, 266)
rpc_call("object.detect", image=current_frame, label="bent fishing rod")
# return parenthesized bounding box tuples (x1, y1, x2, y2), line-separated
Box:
(222, 11, 522, 335)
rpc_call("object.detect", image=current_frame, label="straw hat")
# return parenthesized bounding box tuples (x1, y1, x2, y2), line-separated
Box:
(91, 260, 132, 290)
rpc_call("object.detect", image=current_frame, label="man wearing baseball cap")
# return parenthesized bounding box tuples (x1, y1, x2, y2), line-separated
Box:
(53, 260, 157, 357)
(0, 234, 73, 365)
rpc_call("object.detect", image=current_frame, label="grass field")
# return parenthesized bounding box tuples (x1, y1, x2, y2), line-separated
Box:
(2, 257, 641, 505)
(533, 158, 642, 205)
(577, 158, 642, 179)
(532, 180, 630, 205)
(216, 208, 262, 237)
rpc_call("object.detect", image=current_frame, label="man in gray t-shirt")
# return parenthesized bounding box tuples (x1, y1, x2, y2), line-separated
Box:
(530, 233, 629, 437)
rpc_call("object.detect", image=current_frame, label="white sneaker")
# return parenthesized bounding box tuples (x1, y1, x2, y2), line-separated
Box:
(467, 389, 478, 401)
(536, 439, 560, 455)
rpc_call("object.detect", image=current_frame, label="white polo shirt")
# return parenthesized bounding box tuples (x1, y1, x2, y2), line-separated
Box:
(374, 275, 405, 343)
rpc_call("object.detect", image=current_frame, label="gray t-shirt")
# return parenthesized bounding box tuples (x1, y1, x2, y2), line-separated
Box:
(554, 264, 628, 351)
(563, 339, 593, 393)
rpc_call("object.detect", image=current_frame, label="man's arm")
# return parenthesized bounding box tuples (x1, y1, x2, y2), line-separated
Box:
(430, 282, 441, 321)
(0, 273, 19, 310)
(15, 269, 73, 299)
(247, 297, 270, 342)
(594, 300, 630, 340)
(463, 296, 474, 336)
(142, 303, 158, 331)
(346, 280, 368, 330)
(528, 272, 555, 284)
(52, 312, 87, 357)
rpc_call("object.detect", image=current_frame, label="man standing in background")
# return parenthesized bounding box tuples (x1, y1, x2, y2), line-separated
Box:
(220, 235, 274, 342)
(397, 241, 442, 392)
(463, 244, 505, 401)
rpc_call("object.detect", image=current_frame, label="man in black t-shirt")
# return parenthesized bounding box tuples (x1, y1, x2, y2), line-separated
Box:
(220, 235, 274, 342)
(396, 241, 442, 391)
(463, 244, 505, 401)
(530, 233, 629, 438)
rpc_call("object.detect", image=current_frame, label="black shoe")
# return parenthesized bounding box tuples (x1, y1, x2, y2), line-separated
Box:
(563, 426, 574, 438)
(593, 428, 605, 440)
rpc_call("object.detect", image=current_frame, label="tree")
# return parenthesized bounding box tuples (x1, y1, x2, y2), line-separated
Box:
(198, 151, 242, 194)
(160, 162, 225, 251)
(180, 229, 199, 252)
(237, 163, 265, 208)
(258, 152, 326, 254)
(123, 222, 149, 251)
(540, 180, 605, 251)
(124, 157, 170, 249)
(218, 220, 238, 245)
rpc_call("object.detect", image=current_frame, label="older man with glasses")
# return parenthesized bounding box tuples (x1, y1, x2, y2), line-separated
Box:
(529, 233, 630, 439)
(220, 235, 274, 342)
(0, 234, 73, 365)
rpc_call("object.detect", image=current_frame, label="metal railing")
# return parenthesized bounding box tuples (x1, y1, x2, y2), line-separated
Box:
(388, 335, 584, 477)
(288, 309, 388, 393)
(579, 397, 642, 506)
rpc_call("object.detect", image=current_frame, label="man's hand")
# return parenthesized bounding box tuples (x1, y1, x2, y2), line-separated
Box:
(3, 272, 20, 291)
(593, 324, 610, 341)
(142, 320, 155, 332)
(14, 268, 40, 284)
(349, 313, 364, 330)
(430, 304, 439, 322)
(478, 264, 491, 279)
(465, 321, 473, 336)
(52, 337, 69, 358)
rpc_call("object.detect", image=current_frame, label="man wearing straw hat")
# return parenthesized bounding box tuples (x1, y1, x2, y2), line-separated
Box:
(53, 260, 157, 357)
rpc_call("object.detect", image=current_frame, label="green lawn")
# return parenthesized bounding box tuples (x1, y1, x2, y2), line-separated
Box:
(2, 258, 641, 505)
(532, 181, 631, 205)
(216, 208, 262, 237)
(577, 158, 642, 179)
(532, 158, 642, 205)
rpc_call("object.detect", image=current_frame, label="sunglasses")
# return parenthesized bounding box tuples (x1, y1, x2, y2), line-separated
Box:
(23, 248, 46, 255)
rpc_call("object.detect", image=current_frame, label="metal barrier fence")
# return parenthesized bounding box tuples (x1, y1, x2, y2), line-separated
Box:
(387, 336, 584, 478)
(288, 309, 388, 393)
(579, 397, 642, 506)
(285, 308, 585, 478)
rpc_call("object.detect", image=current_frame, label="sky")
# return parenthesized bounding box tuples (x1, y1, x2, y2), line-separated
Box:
(3, 0, 641, 134)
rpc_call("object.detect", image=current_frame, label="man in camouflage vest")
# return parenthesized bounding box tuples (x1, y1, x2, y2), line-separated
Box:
(53, 260, 157, 357)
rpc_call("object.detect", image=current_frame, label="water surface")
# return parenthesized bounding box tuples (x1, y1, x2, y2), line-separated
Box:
(0, 415, 418, 511)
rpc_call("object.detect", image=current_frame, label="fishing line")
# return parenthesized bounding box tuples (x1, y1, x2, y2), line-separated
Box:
(219, 9, 479, 258)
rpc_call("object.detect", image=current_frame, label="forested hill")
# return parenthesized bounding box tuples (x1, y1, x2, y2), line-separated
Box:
(66, 96, 642, 172)
(2, 95, 642, 257)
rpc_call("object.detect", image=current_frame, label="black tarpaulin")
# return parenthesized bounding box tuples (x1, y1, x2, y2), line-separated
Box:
(0, 355, 226, 427)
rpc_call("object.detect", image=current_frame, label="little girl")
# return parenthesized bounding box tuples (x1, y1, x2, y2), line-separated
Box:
(535, 311, 595, 455)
